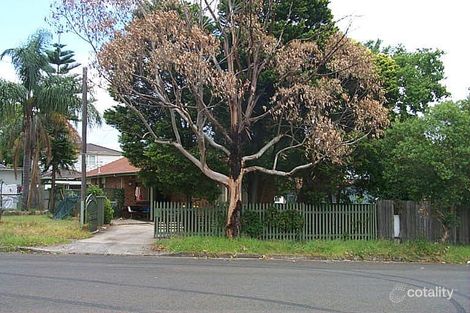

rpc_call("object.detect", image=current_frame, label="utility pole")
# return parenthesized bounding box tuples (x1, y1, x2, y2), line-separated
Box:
(0, 179, 3, 221)
(0, 179, 4, 211)
(80, 67, 88, 228)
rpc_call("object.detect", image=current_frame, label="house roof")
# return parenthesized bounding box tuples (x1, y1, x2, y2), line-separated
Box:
(0, 166, 22, 172)
(86, 143, 122, 156)
(41, 169, 82, 181)
(86, 157, 139, 178)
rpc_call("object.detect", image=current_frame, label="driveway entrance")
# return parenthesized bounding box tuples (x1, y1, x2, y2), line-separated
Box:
(40, 219, 156, 255)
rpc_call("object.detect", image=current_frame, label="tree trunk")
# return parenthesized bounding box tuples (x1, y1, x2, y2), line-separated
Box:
(226, 176, 242, 238)
(49, 165, 57, 213)
(226, 119, 243, 238)
(21, 104, 32, 210)
(440, 225, 449, 243)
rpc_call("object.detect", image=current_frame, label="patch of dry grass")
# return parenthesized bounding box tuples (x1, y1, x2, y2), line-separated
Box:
(0, 215, 90, 251)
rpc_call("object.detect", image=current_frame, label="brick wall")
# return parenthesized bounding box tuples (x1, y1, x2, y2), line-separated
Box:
(90, 175, 139, 207)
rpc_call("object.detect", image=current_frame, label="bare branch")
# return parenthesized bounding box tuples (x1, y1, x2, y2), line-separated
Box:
(248, 102, 283, 124)
(169, 109, 181, 144)
(243, 163, 314, 177)
(273, 140, 305, 170)
(115, 92, 229, 185)
(242, 134, 284, 163)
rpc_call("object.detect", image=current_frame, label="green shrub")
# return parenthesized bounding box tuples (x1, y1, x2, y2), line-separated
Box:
(277, 209, 304, 234)
(241, 210, 264, 238)
(240, 206, 305, 239)
(264, 206, 279, 226)
(87, 185, 105, 197)
(103, 188, 125, 218)
(111, 189, 125, 217)
(104, 199, 114, 224)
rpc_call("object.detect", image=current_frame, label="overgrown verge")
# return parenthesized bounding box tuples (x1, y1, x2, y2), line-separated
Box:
(0, 215, 90, 251)
(155, 236, 470, 264)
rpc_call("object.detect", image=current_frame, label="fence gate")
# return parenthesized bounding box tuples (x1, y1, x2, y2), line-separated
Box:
(86, 195, 105, 232)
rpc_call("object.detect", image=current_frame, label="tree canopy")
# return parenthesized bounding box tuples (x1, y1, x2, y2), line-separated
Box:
(367, 40, 449, 119)
(100, 0, 338, 202)
(296, 42, 451, 203)
(378, 100, 470, 207)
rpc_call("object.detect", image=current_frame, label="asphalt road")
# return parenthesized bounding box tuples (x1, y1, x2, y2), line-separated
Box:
(0, 254, 468, 313)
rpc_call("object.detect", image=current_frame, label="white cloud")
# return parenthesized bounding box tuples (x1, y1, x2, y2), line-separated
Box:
(0, 59, 19, 83)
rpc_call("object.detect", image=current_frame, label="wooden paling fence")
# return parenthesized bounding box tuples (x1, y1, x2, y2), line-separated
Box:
(154, 202, 377, 240)
(376, 200, 470, 244)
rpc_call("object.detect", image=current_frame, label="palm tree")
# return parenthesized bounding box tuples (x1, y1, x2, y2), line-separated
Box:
(0, 81, 24, 166)
(40, 116, 80, 212)
(0, 30, 88, 209)
(43, 42, 101, 211)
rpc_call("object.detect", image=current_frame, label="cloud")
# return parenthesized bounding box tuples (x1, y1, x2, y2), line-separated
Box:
(0, 60, 19, 82)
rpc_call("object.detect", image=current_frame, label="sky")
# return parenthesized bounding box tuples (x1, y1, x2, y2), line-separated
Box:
(1, 0, 469, 151)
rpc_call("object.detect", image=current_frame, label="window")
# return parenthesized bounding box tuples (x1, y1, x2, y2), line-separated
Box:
(86, 155, 97, 167)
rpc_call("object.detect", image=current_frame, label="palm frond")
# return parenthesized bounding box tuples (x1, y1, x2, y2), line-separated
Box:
(1, 30, 53, 91)
(0, 79, 27, 119)
(35, 75, 81, 116)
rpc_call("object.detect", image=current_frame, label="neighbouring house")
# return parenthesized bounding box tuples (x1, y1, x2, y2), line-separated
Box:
(0, 164, 22, 186)
(0, 164, 22, 209)
(41, 169, 82, 190)
(75, 143, 122, 173)
(39, 143, 121, 209)
(40, 169, 82, 209)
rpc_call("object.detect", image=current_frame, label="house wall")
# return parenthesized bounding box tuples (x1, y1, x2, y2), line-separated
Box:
(90, 175, 149, 208)
(0, 170, 22, 186)
(75, 155, 122, 173)
(105, 176, 138, 207)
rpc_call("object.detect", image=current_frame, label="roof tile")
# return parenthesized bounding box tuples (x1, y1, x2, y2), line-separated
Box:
(86, 157, 139, 177)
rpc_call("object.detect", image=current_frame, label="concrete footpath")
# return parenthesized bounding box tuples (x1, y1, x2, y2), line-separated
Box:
(30, 219, 157, 256)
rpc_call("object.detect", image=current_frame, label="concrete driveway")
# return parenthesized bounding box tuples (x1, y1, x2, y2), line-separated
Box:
(38, 220, 157, 255)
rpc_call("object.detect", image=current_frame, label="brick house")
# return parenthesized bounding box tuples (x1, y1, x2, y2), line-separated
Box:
(86, 156, 227, 219)
(86, 157, 151, 218)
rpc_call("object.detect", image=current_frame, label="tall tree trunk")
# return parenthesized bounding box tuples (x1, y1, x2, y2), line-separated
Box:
(226, 107, 243, 238)
(21, 104, 32, 210)
(226, 150, 243, 237)
(29, 145, 41, 209)
(50, 164, 57, 213)
(226, 176, 242, 238)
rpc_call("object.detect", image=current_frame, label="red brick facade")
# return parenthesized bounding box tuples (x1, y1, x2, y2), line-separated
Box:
(90, 174, 149, 207)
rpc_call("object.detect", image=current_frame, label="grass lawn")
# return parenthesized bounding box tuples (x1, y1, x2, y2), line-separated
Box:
(156, 236, 470, 264)
(0, 215, 90, 251)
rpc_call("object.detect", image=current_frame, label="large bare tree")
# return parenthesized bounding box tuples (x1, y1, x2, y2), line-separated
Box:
(53, 0, 389, 237)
